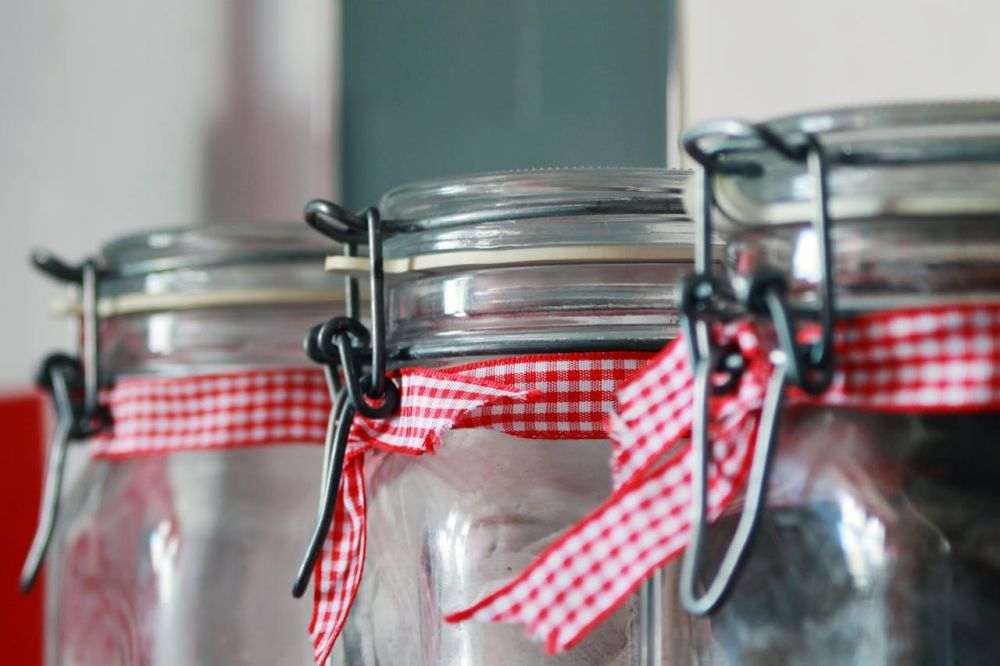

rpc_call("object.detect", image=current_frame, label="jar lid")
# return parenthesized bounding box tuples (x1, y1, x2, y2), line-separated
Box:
(695, 100, 1000, 228)
(380, 167, 687, 229)
(55, 222, 342, 317)
(692, 102, 1000, 310)
(326, 168, 697, 274)
(329, 168, 701, 359)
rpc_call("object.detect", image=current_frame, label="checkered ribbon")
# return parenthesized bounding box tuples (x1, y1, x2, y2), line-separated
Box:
(449, 302, 1000, 653)
(92, 368, 332, 458)
(311, 353, 650, 664)
(89, 355, 650, 665)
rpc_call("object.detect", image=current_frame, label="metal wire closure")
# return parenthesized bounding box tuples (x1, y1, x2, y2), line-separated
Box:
(364, 208, 389, 401)
(80, 260, 101, 417)
(800, 135, 835, 394)
(21, 252, 110, 593)
(677, 121, 837, 615)
(292, 389, 353, 599)
(304, 198, 369, 246)
(292, 202, 401, 599)
(21, 355, 81, 592)
(679, 313, 789, 616)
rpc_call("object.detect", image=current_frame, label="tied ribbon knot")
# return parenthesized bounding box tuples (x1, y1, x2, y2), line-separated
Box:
(294, 354, 652, 664)
(448, 302, 1000, 653)
(308, 366, 535, 664)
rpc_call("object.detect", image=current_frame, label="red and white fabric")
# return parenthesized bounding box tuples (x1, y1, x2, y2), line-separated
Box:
(93, 369, 331, 458)
(450, 302, 1000, 653)
(312, 353, 650, 664)
(92, 354, 651, 665)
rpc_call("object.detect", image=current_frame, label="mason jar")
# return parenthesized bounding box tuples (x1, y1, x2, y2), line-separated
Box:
(326, 168, 695, 664)
(44, 223, 342, 665)
(667, 102, 1000, 666)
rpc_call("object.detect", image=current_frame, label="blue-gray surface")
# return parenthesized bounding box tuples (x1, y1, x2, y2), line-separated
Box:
(343, 0, 670, 208)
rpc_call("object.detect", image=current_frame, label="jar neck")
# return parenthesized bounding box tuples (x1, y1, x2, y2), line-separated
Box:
(728, 214, 1000, 313)
(387, 262, 685, 360)
(100, 304, 332, 378)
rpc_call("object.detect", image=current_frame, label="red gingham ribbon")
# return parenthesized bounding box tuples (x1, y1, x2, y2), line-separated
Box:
(449, 302, 1000, 653)
(91, 354, 651, 665)
(93, 368, 332, 458)
(310, 353, 650, 664)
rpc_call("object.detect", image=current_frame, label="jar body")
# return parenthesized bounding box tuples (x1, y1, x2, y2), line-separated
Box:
(671, 103, 1000, 666)
(344, 426, 639, 665)
(663, 406, 1000, 666)
(345, 263, 680, 663)
(47, 299, 335, 665)
(335, 168, 691, 662)
(49, 447, 320, 666)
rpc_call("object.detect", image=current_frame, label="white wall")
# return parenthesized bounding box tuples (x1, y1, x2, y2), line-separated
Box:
(680, 0, 1000, 137)
(0, 1, 339, 388)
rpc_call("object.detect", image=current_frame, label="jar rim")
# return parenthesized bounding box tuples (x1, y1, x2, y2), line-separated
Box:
(100, 222, 333, 277)
(352, 168, 699, 265)
(378, 167, 691, 232)
(72, 222, 341, 314)
(691, 99, 1000, 229)
(366, 169, 696, 358)
(767, 99, 1000, 137)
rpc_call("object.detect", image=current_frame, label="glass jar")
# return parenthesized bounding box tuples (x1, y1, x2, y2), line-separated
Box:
(668, 102, 1000, 666)
(335, 168, 694, 664)
(45, 223, 342, 666)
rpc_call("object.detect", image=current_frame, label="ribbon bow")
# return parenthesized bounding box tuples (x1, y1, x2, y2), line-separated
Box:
(309, 354, 651, 664)
(308, 366, 534, 663)
(449, 302, 1000, 653)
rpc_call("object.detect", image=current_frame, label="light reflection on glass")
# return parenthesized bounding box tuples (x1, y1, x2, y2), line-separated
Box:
(147, 314, 176, 355)
(792, 227, 821, 284)
(442, 277, 470, 317)
(836, 492, 887, 589)
(149, 519, 179, 603)
(436, 509, 474, 665)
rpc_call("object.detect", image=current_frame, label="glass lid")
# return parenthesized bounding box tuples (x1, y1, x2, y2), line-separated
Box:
(379, 167, 688, 229)
(64, 222, 342, 314)
(100, 222, 332, 278)
(690, 100, 1000, 228)
(368, 169, 700, 358)
(359, 168, 696, 263)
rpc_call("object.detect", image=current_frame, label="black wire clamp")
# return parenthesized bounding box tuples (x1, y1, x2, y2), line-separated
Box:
(292, 203, 401, 599)
(676, 123, 838, 615)
(20, 253, 109, 593)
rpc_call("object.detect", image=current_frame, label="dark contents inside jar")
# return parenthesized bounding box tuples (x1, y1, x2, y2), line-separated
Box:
(697, 409, 1000, 666)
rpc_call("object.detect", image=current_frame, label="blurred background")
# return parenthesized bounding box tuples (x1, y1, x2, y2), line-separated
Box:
(3, 0, 1000, 662)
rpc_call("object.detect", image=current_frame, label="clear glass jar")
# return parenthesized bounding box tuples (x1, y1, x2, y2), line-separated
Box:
(667, 102, 1000, 666)
(46, 223, 341, 666)
(338, 168, 694, 664)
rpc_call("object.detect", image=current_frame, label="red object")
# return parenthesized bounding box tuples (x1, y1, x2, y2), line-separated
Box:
(0, 388, 46, 666)
(315, 353, 652, 664)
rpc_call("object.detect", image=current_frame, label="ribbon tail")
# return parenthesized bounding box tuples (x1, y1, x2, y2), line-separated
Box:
(352, 367, 536, 455)
(445, 450, 697, 653)
(309, 456, 367, 665)
(447, 411, 760, 655)
(610, 335, 695, 486)
(445, 339, 699, 653)
(310, 369, 535, 664)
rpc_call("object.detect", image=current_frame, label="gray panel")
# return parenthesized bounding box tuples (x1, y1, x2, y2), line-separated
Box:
(344, 0, 669, 208)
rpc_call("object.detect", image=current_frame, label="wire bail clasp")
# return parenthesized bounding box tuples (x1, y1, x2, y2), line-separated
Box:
(21, 252, 110, 593)
(292, 202, 400, 599)
(676, 122, 837, 615)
